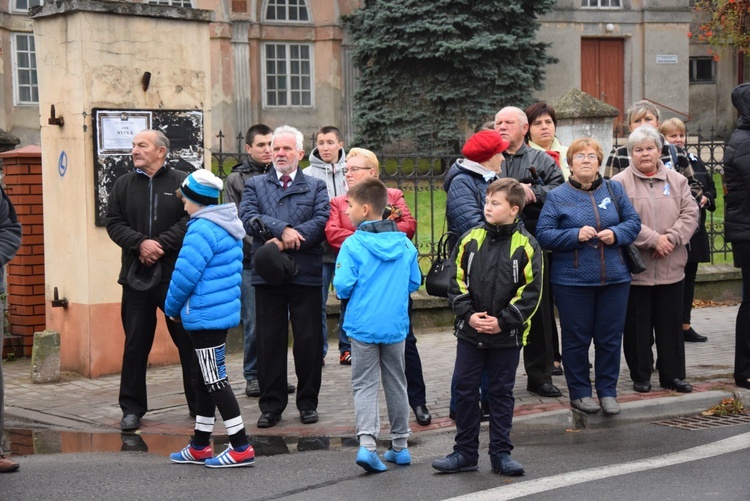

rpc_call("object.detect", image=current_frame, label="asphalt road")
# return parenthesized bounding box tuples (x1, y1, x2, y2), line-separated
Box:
(2, 418, 749, 500)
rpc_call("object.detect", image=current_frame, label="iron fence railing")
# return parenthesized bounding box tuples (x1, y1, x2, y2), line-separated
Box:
(213, 126, 733, 266)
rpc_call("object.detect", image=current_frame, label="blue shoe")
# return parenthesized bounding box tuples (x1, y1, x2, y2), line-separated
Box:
(355, 446, 386, 473)
(491, 452, 524, 476)
(204, 445, 255, 468)
(432, 451, 478, 473)
(169, 443, 213, 464)
(384, 447, 411, 465)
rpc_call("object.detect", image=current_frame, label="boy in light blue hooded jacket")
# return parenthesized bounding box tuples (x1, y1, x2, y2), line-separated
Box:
(333, 177, 421, 473)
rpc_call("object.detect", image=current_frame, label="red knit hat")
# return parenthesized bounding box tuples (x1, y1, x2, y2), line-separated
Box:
(461, 130, 510, 163)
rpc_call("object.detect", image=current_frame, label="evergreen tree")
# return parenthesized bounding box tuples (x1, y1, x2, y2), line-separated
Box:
(343, 0, 557, 151)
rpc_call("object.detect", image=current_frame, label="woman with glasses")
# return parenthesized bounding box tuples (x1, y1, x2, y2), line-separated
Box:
(536, 138, 641, 415)
(612, 127, 699, 395)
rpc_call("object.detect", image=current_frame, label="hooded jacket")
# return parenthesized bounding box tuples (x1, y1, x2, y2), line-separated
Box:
(612, 161, 699, 286)
(304, 147, 348, 263)
(443, 158, 498, 238)
(165, 203, 245, 331)
(224, 156, 270, 268)
(0, 187, 22, 294)
(448, 220, 543, 349)
(106, 165, 189, 286)
(333, 219, 421, 345)
(724, 82, 750, 243)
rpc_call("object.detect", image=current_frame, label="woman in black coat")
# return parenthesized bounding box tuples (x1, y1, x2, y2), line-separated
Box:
(724, 82, 750, 390)
(659, 118, 717, 343)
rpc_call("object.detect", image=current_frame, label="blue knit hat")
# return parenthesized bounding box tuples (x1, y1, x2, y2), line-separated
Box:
(180, 169, 223, 206)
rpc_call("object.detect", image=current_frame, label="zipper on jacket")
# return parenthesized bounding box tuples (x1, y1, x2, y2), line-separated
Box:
(512, 259, 519, 283)
(186, 297, 190, 314)
(466, 251, 475, 288)
(148, 178, 154, 237)
(589, 191, 607, 284)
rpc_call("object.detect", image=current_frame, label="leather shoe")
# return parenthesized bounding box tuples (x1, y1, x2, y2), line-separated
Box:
(0, 455, 19, 473)
(527, 382, 562, 397)
(633, 381, 652, 393)
(257, 412, 281, 428)
(660, 378, 693, 393)
(735, 378, 750, 390)
(300, 409, 319, 424)
(287, 383, 296, 394)
(413, 405, 432, 426)
(245, 379, 260, 397)
(120, 413, 141, 431)
(683, 327, 707, 342)
(570, 397, 601, 414)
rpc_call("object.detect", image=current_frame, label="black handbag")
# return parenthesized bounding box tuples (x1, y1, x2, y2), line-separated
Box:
(606, 181, 647, 274)
(425, 231, 457, 298)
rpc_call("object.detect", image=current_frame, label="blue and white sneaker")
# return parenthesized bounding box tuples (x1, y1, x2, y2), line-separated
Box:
(384, 447, 412, 465)
(204, 445, 255, 468)
(355, 446, 386, 473)
(169, 443, 213, 464)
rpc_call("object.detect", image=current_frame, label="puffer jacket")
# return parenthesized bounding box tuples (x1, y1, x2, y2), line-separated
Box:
(536, 178, 641, 287)
(448, 220, 543, 349)
(501, 144, 565, 236)
(333, 220, 421, 345)
(724, 82, 750, 244)
(612, 162, 699, 286)
(326, 188, 416, 252)
(223, 156, 270, 268)
(165, 203, 245, 331)
(443, 159, 498, 238)
(239, 169, 329, 286)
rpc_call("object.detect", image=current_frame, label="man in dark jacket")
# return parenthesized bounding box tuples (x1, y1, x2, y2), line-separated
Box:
(724, 82, 750, 390)
(240, 125, 330, 428)
(0, 186, 22, 473)
(495, 106, 564, 398)
(106, 129, 196, 431)
(223, 123, 296, 398)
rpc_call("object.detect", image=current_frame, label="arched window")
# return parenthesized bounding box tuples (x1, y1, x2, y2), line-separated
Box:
(264, 0, 310, 22)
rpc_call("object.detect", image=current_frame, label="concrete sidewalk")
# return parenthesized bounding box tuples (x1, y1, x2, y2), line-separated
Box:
(3, 305, 747, 439)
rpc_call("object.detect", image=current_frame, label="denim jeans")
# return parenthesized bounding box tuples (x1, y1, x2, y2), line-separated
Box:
(240, 269, 257, 381)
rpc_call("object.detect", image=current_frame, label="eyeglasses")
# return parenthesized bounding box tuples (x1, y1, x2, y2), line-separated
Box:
(342, 167, 372, 174)
(573, 154, 598, 162)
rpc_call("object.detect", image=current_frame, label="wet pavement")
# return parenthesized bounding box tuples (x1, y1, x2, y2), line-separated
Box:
(2, 304, 747, 456)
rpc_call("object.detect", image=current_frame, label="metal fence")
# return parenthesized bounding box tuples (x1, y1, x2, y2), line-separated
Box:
(212, 126, 733, 267)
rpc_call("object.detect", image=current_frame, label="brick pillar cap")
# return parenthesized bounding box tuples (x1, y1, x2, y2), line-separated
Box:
(0, 145, 42, 159)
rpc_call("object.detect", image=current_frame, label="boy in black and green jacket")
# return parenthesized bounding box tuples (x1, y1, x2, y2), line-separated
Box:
(433, 178, 542, 477)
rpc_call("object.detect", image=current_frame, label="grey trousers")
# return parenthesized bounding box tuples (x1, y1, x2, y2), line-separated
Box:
(351, 338, 411, 445)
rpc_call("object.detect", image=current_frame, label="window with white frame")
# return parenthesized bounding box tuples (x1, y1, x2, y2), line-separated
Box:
(264, 0, 310, 22)
(145, 0, 194, 7)
(582, 0, 621, 7)
(264, 43, 313, 107)
(13, 0, 42, 12)
(12, 33, 38, 105)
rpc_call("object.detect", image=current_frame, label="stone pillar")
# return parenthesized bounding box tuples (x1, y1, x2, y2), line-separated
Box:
(553, 88, 621, 173)
(31, 0, 213, 377)
(0, 146, 45, 358)
(232, 21, 252, 131)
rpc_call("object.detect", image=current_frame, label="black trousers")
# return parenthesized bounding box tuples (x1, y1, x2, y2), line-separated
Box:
(733, 242, 750, 384)
(682, 261, 699, 325)
(405, 297, 427, 408)
(623, 282, 686, 384)
(256, 284, 323, 415)
(523, 251, 554, 388)
(119, 283, 196, 417)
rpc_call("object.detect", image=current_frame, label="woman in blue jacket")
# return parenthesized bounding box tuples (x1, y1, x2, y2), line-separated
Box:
(537, 138, 641, 415)
(165, 170, 254, 468)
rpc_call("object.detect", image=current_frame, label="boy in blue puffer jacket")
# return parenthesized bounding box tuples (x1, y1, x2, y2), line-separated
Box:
(333, 178, 421, 473)
(165, 169, 254, 468)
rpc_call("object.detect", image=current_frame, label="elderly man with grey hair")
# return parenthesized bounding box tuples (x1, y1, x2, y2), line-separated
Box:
(240, 125, 330, 428)
(106, 129, 197, 432)
(494, 106, 565, 398)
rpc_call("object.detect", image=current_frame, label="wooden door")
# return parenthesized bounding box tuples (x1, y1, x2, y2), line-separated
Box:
(581, 38, 625, 128)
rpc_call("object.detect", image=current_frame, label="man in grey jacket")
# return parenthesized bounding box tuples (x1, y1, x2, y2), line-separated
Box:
(0, 186, 22, 473)
(303, 126, 348, 363)
(495, 106, 564, 398)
